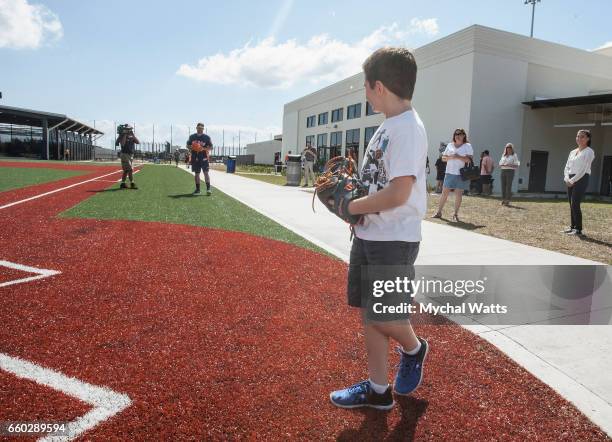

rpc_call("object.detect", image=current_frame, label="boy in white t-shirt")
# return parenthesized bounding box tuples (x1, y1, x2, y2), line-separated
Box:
(329, 47, 429, 410)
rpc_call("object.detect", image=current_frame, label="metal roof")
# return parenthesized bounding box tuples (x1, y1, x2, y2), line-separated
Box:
(522, 93, 612, 109)
(0, 104, 103, 135)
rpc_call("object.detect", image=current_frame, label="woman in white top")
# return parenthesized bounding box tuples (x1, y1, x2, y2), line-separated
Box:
(432, 128, 473, 222)
(498, 143, 520, 206)
(562, 129, 595, 235)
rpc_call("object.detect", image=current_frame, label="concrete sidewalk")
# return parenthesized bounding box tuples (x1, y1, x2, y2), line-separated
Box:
(200, 168, 612, 435)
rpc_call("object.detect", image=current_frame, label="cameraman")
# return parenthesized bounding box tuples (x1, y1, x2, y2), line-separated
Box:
(115, 125, 140, 189)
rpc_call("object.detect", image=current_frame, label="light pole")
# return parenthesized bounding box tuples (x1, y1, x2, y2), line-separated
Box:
(525, 0, 541, 38)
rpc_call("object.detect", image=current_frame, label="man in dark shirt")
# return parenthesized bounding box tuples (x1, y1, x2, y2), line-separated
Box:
(115, 125, 140, 189)
(187, 123, 213, 195)
(434, 153, 446, 194)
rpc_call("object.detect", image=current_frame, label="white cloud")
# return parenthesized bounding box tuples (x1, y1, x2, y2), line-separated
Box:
(409, 17, 439, 36)
(0, 0, 63, 49)
(593, 41, 612, 51)
(176, 19, 439, 89)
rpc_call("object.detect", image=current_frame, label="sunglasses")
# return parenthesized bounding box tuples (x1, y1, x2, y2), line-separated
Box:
(454, 132, 465, 136)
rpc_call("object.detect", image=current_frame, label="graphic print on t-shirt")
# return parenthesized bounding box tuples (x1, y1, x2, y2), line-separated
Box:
(188, 134, 212, 162)
(361, 129, 389, 193)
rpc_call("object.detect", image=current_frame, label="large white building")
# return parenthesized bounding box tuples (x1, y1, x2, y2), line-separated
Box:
(245, 135, 282, 165)
(282, 25, 612, 195)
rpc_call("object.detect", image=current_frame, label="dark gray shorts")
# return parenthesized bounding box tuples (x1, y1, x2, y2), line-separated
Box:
(347, 238, 419, 320)
(192, 160, 209, 174)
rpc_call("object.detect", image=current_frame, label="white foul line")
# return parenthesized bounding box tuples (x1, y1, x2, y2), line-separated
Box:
(0, 353, 131, 442)
(92, 168, 142, 184)
(0, 260, 61, 288)
(0, 168, 135, 211)
(1, 260, 131, 439)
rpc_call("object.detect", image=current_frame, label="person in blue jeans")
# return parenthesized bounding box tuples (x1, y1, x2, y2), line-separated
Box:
(329, 47, 429, 410)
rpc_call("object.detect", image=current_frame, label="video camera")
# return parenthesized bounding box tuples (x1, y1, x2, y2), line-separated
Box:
(117, 124, 133, 135)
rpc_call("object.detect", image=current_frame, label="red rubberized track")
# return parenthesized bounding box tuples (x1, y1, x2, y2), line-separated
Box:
(0, 163, 608, 441)
(0, 370, 89, 424)
(0, 266, 30, 285)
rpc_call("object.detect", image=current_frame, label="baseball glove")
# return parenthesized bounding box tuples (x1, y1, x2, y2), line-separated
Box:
(191, 141, 210, 160)
(191, 141, 205, 153)
(313, 156, 367, 225)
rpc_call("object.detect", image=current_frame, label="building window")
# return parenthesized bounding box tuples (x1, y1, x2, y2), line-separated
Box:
(345, 128, 360, 162)
(316, 133, 328, 165)
(316, 133, 327, 148)
(364, 126, 379, 147)
(0, 123, 94, 160)
(330, 131, 342, 147)
(318, 112, 328, 125)
(347, 103, 362, 120)
(366, 101, 378, 116)
(346, 128, 360, 145)
(331, 108, 343, 123)
(305, 135, 315, 148)
(306, 115, 316, 127)
(329, 131, 343, 157)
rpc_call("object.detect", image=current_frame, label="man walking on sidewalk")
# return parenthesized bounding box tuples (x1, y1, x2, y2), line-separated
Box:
(302, 143, 317, 187)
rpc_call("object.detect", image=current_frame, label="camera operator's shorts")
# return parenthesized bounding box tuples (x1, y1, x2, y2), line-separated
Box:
(120, 153, 133, 172)
(347, 238, 419, 322)
(192, 160, 209, 174)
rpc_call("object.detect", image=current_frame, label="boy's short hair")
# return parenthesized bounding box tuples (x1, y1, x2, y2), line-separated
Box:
(363, 47, 417, 100)
(196, 122, 204, 128)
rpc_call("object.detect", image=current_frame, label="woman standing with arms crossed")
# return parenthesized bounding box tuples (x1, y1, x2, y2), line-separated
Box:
(431, 129, 473, 222)
(563, 129, 595, 236)
(499, 143, 520, 206)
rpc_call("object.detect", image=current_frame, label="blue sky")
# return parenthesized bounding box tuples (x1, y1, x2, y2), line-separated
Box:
(2, 0, 611, 149)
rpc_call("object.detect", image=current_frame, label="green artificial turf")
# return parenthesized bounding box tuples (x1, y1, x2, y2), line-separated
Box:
(60, 165, 332, 256)
(0, 166, 87, 192)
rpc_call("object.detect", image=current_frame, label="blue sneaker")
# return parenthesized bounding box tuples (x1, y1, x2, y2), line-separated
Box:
(394, 338, 429, 395)
(330, 380, 394, 410)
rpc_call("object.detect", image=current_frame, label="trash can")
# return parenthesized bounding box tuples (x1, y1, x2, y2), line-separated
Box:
(286, 154, 302, 186)
(226, 156, 236, 173)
